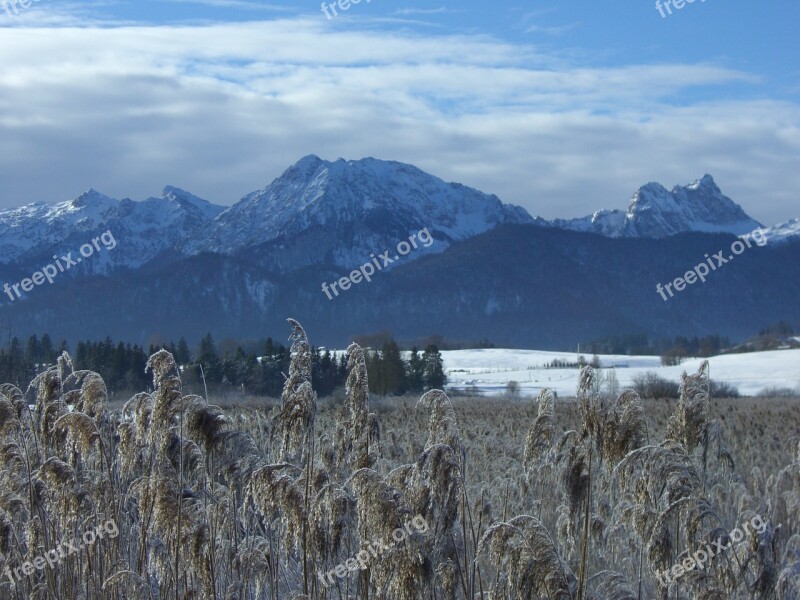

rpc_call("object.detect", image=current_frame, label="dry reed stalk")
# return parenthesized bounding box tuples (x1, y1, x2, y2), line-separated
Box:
(2, 325, 799, 599)
(477, 514, 574, 599)
(335, 343, 373, 470)
(276, 319, 316, 467)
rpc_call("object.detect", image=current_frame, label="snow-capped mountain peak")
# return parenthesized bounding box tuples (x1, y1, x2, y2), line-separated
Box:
(0, 187, 225, 270)
(1, 162, 795, 285)
(161, 185, 222, 216)
(552, 175, 763, 238)
(686, 173, 716, 190)
(180, 155, 534, 269)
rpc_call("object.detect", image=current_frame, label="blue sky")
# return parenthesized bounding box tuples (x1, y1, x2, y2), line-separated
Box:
(0, 0, 798, 224)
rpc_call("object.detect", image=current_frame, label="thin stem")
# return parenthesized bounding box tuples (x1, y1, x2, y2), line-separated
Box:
(577, 442, 593, 600)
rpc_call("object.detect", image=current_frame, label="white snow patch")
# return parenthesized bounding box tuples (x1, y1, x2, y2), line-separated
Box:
(441, 348, 800, 398)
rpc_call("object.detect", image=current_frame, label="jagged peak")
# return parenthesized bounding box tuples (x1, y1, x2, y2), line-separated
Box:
(297, 153, 324, 165)
(76, 187, 110, 200)
(162, 185, 189, 197)
(160, 185, 212, 205)
(181, 154, 532, 256)
(70, 188, 115, 209)
(284, 154, 327, 176)
(554, 174, 762, 238)
(686, 173, 717, 190)
(636, 181, 668, 194)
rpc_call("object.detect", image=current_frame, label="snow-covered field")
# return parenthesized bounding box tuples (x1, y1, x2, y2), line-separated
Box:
(441, 348, 800, 397)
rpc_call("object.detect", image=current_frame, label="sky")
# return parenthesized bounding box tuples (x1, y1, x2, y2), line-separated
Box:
(0, 0, 798, 225)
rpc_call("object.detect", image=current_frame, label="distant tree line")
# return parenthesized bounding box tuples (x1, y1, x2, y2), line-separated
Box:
(0, 334, 68, 387)
(0, 332, 446, 398)
(353, 330, 494, 351)
(742, 321, 798, 352)
(584, 333, 732, 358)
(363, 339, 446, 396)
(585, 321, 798, 362)
(186, 334, 446, 397)
(0, 334, 170, 391)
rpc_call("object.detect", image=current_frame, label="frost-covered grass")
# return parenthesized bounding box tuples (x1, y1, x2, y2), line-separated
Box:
(3, 327, 799, 599)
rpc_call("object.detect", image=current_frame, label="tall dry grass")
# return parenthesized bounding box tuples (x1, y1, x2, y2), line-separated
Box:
(0, 320, 797, 599)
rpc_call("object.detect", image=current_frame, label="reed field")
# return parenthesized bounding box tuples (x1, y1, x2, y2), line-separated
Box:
(1, 319, 798, 599)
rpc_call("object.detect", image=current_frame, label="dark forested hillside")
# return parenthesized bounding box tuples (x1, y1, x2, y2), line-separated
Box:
(1, 225, 798, 348)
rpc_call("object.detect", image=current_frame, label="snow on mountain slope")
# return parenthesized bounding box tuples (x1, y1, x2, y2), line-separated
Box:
(0, 187, 225, 272)
(552, 175, 763, 238)
(0, 189, 118, 260)
(1, 160, 793, 281)
(760, 217, 800, 244)
(441, 348, 800, 397)
(551, 208, 627, 237)
(181, 155, 534, 266)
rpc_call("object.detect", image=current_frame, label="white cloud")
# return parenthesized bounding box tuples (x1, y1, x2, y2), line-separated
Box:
(0, 17, 797, 225)
(391, 7, 460, 16)
(165, 0, 295, 10)
(524, 23, 577, 36)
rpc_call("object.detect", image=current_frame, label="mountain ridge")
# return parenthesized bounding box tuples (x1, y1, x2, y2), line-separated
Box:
(1, 224, 797, 348)
(1, 153, 797, 347)
(179, 155, 535, 271)
(0, 157, 796, 282)
(550, 174, 765, 238)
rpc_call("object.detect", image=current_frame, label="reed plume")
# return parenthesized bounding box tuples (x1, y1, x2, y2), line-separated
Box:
(334, 342, 374, 469)
(478, 514, 574, 599)
(276, 319, 316, 465)
(524, 388, 556, 473)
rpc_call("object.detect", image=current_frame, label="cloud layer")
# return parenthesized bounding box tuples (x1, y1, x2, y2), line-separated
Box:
(0, 14, 797, 224)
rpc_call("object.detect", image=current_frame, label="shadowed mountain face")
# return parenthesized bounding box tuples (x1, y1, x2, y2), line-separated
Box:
(0, 157, 797, 347)
(2, 223, 798, 348)
(178, 155, 534, 272)
(2, 157, 793, 282)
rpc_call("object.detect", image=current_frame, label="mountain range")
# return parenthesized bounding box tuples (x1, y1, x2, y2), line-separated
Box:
(0, 156, 798, 347)
(551, 174, 764, 238)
